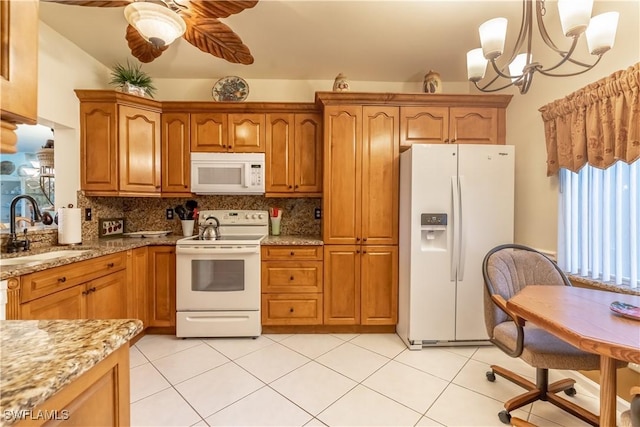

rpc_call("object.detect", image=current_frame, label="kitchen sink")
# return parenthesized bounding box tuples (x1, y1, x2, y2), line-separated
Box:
(0, 250, 91, 267)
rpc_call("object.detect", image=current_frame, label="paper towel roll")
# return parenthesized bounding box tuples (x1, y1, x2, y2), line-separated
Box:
(58, 208, 82, 245)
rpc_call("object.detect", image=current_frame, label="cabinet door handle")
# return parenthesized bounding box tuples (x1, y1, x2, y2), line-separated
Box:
(58, 277, 66, 283)
(288, 185, 292, 189)
(356, 249, 360, 254)
(363, 250, 367, 254)
(356, 237, 360, 242)
(91, 287, 97, 293)
(444, 138, 450, 143)
(107, 262, 115, 268)
(451, 138, 457, 143)
(82, 290, 89, 296)
(363, 237, 367, 242)
(184, 185, 188, 188)
(294, 185, 299, 189)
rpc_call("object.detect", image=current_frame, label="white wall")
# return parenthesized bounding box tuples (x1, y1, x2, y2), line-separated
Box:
(503, 1, 640, 254)
(37, 22, 111, 210)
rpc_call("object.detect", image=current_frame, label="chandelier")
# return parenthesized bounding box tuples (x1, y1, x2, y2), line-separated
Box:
(124, 1, 186, 49)
(466, 0, 619, 94)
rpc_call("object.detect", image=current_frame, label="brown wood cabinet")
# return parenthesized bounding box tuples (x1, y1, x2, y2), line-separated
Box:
(323, 245, 397, 325)
(261, 245, 323, 325)
(20, 252, 128, 320)
(161, 113, 191, 196)
(127, 247, 149, 328)
(148, 246, 176, 327)
(76, 90, 162, 197)
(265, 113, 322, 196)
(323, 105, 399, 245)
(0, 0, 38, 154)
(18, 345, 130, 427)
(400, 105, 502, 149)
(190, 113, 265, 152)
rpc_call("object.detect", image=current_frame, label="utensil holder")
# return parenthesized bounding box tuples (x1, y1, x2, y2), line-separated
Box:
(270, 217, 281, 236)
(181, 220, 195, 237)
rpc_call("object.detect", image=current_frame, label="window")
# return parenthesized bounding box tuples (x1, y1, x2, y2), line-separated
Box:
(558, 161, 639, 289)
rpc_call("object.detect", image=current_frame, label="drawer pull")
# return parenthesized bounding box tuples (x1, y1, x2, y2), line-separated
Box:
(58, 277, 67, 283)
(107, 262, 115, 268)
(290, 276, 294, 280)
(290, 251, 295, 256)
(289, 308, 294, 313)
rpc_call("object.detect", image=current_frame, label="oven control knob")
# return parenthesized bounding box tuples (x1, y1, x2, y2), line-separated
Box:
(258, 214, 265, 220)
(245, 214, 251, 219)
(252, 214, 257, 219)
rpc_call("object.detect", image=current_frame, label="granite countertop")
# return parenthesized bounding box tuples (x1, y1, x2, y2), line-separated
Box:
(261, 235, 323, 245)
(0, 319, 142, 426)
(0, 236, 183, 280)
(0, 235, 323, 279)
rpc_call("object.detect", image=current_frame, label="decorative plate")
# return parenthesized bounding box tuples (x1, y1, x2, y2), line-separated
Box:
(212, 76, 249, 102)
(610, 301, 640, 321)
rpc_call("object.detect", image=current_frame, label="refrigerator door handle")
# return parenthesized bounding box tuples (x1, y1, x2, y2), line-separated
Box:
(458, 175, 466, 281)
(451, 176, 459, 282)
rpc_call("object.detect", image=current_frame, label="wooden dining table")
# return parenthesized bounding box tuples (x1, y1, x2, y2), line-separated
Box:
(507, 285, 640, 427)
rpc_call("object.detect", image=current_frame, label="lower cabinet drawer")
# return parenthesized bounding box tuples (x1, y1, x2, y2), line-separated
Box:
(261, 293, 323, 325)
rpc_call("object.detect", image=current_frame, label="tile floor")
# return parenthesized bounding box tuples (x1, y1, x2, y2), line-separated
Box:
(129, 333, 629, 427)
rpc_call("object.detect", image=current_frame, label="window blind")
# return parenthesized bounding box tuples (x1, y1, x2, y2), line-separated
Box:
(558, 161, 639, 288)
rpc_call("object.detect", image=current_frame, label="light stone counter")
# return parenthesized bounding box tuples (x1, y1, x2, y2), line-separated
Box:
(261, 235, 323, 245)
(0, 319, 142, 426)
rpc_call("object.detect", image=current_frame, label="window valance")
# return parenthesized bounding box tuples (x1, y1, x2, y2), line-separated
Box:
(539, 63, 639, 177)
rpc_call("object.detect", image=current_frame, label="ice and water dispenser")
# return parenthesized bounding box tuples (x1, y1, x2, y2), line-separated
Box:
(420, 213, 447, 251)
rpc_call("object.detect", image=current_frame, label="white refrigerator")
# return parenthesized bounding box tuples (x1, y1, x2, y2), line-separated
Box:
(397, 144, 514, 349)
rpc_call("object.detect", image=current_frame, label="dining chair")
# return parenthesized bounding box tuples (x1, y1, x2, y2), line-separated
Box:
(482, 243, 613, 426)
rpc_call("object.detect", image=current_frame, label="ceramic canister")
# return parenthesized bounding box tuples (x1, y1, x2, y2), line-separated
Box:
(423, 70, 443, 94)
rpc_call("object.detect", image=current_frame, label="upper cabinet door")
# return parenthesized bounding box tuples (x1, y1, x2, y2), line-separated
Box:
(400, 106, 449, 149)
(294, 113, 323, 194)
(0, 0, 38, 154)
(449, 107, 499, 144)
(118, 105, 161, 194)
(229, 114, 265, 152)
(80, 102, 118, 193)
(361, 106, 399, 245)
(266, 113, 295, 193)
(191, 113, 228, 152)
(162, 113, 191, 195)
(323, 106, 362, 244)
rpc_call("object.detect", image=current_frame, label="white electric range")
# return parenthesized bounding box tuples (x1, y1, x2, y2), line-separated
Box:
(175, 210, 268, 338)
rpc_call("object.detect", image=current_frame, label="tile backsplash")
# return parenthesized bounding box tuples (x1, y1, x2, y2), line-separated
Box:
(77, 192, 321, 241)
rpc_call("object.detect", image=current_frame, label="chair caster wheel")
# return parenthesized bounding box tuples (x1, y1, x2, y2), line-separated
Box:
(486, 371, 496, 382)
(564, 387, 577, 397)
(498, 410, 511, 424)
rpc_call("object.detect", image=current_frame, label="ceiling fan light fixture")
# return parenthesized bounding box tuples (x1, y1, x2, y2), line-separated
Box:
(124, 2, 186, 48)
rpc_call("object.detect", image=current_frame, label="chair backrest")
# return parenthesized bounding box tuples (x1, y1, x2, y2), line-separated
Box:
(482, 244, 571, 337)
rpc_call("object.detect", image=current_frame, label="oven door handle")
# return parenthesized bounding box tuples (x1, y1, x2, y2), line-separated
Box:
(176, 246, 260, 255)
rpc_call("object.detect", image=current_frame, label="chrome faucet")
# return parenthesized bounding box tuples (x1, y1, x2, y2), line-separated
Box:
(7, 195, 42, 253)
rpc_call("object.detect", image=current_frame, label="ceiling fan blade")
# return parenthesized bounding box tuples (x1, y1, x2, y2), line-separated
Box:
(125, 25, 168, 63)
(182, 17, 253, 65)
(41, 0, 132, 6)
(178, 1, 258, 19)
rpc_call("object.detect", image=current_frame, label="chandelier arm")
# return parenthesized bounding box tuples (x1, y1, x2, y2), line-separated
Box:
(504, 0, 532, 65)
(536, 55, 603, 77)
(535, 0, 566, 55)
(474, 79, 522, 93)
(535, 36, 580, 73)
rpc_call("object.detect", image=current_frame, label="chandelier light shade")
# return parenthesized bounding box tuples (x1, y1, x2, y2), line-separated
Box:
(466, 0, 619, 94)
(124, 2, 186, 49)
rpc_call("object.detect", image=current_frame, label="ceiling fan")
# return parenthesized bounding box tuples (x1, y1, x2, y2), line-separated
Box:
(41, 0, 258, 64)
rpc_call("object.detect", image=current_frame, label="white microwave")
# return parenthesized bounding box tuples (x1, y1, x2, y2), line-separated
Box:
(191, 152, 265, 195)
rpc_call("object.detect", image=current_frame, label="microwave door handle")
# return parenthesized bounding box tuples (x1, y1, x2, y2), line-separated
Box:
(243, 164, 250, 188)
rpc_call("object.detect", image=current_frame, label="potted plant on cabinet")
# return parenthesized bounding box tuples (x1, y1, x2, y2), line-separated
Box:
(109, 60, 157, 98)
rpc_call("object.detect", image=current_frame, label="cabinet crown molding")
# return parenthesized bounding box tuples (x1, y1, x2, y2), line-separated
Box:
(315, 92, 512, 108)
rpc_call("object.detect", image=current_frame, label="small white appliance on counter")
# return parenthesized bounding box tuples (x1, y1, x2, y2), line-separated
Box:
(176, 210, 268, 338)
(397, 144, 515, 349)
(191, 152, 265, 195)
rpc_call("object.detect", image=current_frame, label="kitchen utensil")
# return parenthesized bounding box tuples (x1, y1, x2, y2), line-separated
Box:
(175, 205, 187, 220)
